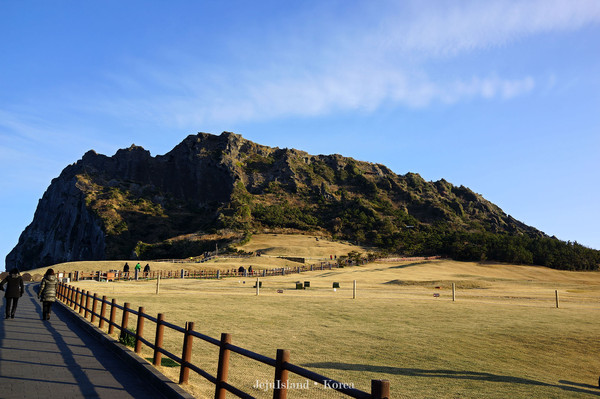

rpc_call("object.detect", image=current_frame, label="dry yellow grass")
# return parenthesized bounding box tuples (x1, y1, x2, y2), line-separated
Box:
(37, 234, 600, 398)
(29, 234, 370, 276)
(237, 233, 371, 260)
(64, 258, 600, 399)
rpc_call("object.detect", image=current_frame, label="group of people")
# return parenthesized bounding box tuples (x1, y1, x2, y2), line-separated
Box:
(0, 268, 58, 320)
(123, 263, 151, 273)
(2, 262, 150, 320)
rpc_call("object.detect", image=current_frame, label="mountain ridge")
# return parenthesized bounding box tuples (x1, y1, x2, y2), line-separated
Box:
(6, 131, 599, 271)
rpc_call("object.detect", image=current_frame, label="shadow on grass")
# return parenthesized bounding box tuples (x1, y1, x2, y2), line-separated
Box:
(559, 380, 600, 390)
(389, 262, 426, 270)
(145, 357, 180, 367)
(301, 362, 600, 396)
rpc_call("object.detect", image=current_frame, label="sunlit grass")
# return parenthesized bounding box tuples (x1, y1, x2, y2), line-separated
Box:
(64, 258, 600, 399)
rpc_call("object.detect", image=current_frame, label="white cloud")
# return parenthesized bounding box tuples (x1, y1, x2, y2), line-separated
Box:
(74, 0, 599, 127)
(440, 75, 536, 103)
(386, 0, 600, 56)
(96, 65, 536, 128)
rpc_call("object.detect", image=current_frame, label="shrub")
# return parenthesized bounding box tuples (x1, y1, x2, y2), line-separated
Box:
(119, 328, 136, 347)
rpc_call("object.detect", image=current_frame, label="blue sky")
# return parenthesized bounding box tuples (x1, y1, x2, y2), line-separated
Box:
(1, 1, 599, 270)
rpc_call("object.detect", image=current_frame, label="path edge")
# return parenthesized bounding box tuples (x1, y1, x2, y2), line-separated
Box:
(55, 301, 195, 399)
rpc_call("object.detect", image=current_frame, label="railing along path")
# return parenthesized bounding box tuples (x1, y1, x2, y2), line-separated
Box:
(57, 283, 391, 399)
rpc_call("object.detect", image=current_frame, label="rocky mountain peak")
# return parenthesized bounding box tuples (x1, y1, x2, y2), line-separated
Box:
(9, 131, 598, 272)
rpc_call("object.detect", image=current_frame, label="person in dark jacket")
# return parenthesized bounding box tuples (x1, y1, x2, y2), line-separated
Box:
(0, 268, 24, 319)
(38, 268, 58, 320)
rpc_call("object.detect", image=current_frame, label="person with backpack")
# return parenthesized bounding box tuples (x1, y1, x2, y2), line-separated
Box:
(38, 268, 58, 320)
(0, 268, 24, 319)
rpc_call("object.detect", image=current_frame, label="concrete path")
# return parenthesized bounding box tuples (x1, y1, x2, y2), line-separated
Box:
(0, 283, 168, 399)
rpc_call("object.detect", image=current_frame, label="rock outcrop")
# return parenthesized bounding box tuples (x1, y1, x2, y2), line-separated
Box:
(7, 131, 547, 270)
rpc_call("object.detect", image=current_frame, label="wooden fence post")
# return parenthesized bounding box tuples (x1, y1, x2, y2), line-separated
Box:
(84, 291, 90, 318)
(273, 349, 290, 399)
(91, 293, 98, 323)
(74, 288, 80, 311)
(121, 303, 130, 340)
(71, 286, 76, 307)
(215, 333, 232, 399)
(99, 296, 107, 329)
(79, 290, 86, 314)
(452, 283, 456, 302)
(179, 321, 195, 384)
(74, 287, 79, 308)
(76, 289, 81, 313)
(135, 306, 145, 354)
(353, 280, 357, 299)
(371, 379, 390, 399)
(156, 275, 160, 295)
(108, 298, 117, 334)
(555, 290, 560, 308)
(153, 313, 165, 366)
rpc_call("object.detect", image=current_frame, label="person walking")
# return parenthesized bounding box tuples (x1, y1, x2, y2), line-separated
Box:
(38, 268, 58, 320)
(0, 268, 24, 319)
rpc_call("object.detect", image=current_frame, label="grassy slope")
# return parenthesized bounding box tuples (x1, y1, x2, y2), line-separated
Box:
(55, 235, 600, 399)
(29, 234, 370, 275)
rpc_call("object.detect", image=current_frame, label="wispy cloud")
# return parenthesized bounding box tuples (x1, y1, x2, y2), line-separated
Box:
(0, 108, 96, 153)
(385, 0, 600, 56)
(0, 107, 121, 186)
(69, 0, 600, 127)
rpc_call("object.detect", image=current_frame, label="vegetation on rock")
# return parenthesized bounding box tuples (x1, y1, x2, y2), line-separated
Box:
(7, 132, 599, 271)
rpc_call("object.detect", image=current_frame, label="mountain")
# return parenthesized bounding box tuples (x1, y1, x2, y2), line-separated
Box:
(6, 132, 599, 271)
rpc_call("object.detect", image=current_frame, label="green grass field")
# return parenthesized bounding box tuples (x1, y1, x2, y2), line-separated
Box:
(46, 235, 600, 398)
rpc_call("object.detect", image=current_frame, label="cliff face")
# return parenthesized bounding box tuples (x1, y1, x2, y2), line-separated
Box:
(6, 132, 239, 269)
(6, 131, 544, 270)
(6, 173, 106, 268)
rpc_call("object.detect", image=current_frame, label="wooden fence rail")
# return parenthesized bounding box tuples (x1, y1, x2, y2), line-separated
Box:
(56, 255, 439, 284)
(56, 283, 390, 399)
(59, 261, 357, 283)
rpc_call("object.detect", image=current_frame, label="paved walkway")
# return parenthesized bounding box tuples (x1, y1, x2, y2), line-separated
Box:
(0, 283, 168, 399)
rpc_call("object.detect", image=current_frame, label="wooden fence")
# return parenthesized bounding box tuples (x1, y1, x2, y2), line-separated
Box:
(58, 260, 367, 283)
(374, 256, 441, 263)
(56, 283, 390, 399)
(58, 255, 440, 284)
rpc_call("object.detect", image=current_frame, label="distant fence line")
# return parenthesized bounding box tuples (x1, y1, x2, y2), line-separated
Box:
(374, 256, 441, 263)
(58, 260, 364, 282)
(54, 255, 440, 283)
(56, 283, 391, 399)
